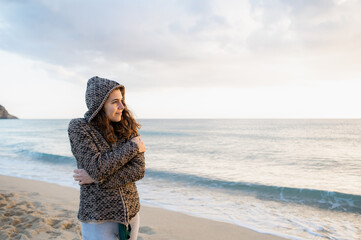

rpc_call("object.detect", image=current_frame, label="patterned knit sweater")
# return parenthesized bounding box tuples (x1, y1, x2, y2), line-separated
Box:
(68, 76, 145, 225)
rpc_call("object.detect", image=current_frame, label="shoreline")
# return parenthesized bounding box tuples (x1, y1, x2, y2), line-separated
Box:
(0, 174, 288, 240)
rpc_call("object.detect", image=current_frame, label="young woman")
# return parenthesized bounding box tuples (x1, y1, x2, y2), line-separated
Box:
(68, 76, 146, 240)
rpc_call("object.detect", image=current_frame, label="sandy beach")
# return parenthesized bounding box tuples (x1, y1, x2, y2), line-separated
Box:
(0, 174, 288, 240)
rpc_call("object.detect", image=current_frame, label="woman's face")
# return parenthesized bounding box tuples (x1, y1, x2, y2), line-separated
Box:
(103, 89, 125, 122)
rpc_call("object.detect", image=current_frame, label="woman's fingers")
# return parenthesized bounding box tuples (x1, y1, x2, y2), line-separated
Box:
(73, 169, 95, 185)
(131, 135, 142, 143)
(73, 169, 84, 181)
(74, 169, 85, 176)
(73, 173, 82, 178)
(130, 136, 146, 153)
(137, 141, 146, 153)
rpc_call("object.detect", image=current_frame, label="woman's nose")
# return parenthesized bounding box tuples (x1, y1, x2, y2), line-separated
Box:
(118, 102, 125, 110)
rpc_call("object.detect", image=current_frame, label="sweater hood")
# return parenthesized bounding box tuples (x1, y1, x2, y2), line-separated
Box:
(84, 76, 124, 122)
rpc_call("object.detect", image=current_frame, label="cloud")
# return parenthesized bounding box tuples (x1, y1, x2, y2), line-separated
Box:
(1, 0, 224, 63)
(247, 0, 361, 50)
(0, 0, 360, 91)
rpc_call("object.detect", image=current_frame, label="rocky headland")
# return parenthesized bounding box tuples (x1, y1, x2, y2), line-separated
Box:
(0, 105, 18, 119)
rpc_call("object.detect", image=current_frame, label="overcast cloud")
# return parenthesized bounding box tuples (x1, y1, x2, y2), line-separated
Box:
(0, 0, 361, 118)
(1, 0, 360, 90)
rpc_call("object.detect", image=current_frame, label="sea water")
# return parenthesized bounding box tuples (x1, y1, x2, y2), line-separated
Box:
(0, 119, 360, 240)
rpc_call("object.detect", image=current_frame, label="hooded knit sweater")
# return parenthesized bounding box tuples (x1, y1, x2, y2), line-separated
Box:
(68, 76, 145, 225)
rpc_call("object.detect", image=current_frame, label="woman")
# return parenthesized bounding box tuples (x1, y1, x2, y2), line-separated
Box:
(68, 76, 146, 240)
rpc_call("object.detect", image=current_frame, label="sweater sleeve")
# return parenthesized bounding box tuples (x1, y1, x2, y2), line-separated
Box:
(98, 153, 145, 189)
(68, 119, 139, 181)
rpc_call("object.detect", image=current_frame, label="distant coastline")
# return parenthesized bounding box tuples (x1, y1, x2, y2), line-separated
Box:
(0, 105, 18, 119)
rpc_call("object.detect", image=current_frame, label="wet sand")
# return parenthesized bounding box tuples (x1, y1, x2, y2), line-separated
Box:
(0, 175, 288, 240)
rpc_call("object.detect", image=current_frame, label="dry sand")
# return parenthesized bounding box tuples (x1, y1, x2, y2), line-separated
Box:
(0, 175, 288, 240)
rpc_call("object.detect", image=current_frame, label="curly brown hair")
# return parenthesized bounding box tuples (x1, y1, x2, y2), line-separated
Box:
(90, 88, 141, 144)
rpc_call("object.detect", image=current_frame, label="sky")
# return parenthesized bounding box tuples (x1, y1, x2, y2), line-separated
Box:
(0, 0, 360, 119)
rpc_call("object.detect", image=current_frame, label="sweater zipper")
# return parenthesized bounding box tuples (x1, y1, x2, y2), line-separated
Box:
(118, 188, 130, 225)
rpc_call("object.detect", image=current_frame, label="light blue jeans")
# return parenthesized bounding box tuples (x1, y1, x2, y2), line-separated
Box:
(81, 213, 139, 240)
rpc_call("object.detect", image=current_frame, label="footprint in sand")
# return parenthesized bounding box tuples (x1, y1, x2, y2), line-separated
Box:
(45, 217, 62, 227)
(0, 192, 81, 239)
(60, 220, 74, 230)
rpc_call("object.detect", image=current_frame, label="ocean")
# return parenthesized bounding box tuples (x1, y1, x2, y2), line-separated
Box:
(0, 119, 360, 240)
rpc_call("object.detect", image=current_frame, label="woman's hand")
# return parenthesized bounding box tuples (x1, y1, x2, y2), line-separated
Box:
(131, 135, 146, 153)
(73, 169, 96, 185)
